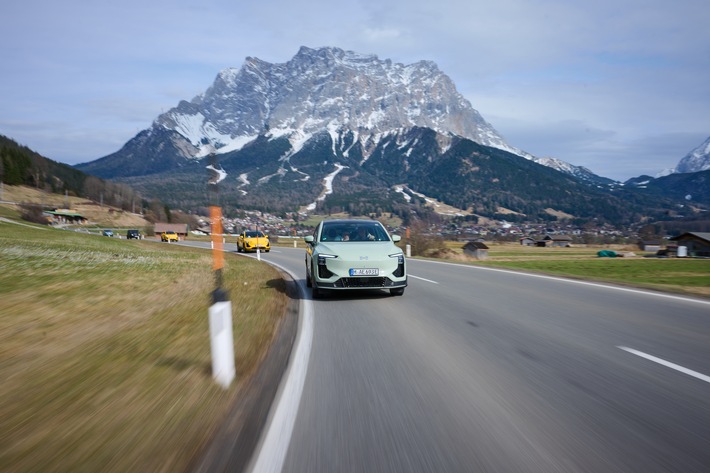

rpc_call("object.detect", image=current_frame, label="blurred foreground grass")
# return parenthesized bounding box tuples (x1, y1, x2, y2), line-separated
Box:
(0, 219, 288, 472)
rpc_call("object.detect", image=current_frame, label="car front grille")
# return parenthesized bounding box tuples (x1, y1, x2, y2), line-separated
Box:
(335, 277, 387, 288)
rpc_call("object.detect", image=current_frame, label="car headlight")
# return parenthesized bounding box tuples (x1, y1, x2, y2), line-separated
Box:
(317, 254, 337, 279)
(389, 253, 405, 277)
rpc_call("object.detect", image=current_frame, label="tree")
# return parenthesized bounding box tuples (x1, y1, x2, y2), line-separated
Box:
(406, 220, 446, 256)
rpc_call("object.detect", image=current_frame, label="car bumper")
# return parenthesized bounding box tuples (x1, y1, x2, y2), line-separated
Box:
(315, 277, 407, 290)
(313, 256, 407, 290)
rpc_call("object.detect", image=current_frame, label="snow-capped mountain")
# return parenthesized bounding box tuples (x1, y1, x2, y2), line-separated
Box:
(81, 46, 596, 180)
(656, 135, 710, 177)
(154, 46, 516, 161)
(78, 46, 683, 224)
(531, 156, 614, 186)
(674, 136, 710, 174)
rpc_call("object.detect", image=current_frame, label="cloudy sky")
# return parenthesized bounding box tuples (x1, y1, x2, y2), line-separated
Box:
(2, 0, 709, 181)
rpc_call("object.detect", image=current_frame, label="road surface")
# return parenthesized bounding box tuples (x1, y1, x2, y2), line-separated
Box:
(192, 242, 710, 473)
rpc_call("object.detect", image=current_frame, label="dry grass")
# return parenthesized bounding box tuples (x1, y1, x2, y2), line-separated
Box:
(432, 240, 710, 298)
(0, 218, 288, 472)
(1, 185, 149, 228)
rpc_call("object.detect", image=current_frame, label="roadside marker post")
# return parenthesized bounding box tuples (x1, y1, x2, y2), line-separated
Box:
(208, 153, 235, 389)
(256, 224, 262, 261)
(209, 299, 234, 388)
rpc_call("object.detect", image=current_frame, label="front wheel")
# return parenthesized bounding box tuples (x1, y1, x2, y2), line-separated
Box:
(390, 287, 405, 296)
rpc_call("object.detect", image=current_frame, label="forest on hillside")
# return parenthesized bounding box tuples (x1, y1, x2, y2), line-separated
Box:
(0, 135, 141, 212)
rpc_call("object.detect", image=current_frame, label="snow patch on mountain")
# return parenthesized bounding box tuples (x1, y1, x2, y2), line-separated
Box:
(215, 135, 257, 155)
(206, 164, 227, 184)
(394, 184, 470, 216)
(394, 185, 412, 202)
(306, 164, 347, 211)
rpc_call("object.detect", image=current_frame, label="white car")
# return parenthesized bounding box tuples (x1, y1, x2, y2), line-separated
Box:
(304, 219, 407, 298)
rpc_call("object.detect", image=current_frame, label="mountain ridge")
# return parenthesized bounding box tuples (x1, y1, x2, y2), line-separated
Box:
(74, 46, 708, 225)
(78, 46, 581, 177)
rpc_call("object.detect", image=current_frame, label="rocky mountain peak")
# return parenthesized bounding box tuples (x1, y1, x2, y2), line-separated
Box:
(153, 46, 513, 159)
(675, 136, 710, 174)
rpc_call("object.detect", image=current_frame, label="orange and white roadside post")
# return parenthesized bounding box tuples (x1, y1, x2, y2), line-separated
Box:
(210, 205, 226, 290)
(207, 153, 234, 389)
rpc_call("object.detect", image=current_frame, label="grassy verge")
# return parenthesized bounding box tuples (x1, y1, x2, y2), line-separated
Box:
(431, 241, 710, 298)
(0, 219, 288, 472)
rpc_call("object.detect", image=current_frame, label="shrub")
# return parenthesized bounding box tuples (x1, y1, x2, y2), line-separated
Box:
(406, 221, 446, 256)
(19, 203, 49, 225)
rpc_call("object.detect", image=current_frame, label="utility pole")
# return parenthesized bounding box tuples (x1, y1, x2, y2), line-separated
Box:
(207, 151, 235, 388)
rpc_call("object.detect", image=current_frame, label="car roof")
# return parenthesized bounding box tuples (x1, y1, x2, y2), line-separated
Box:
(321, 219, 380, 225)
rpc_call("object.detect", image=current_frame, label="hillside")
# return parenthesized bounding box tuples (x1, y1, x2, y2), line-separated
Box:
(1, 134, 144, 215)
(1, 185, 149, 228)
(72, 47, 705, 227)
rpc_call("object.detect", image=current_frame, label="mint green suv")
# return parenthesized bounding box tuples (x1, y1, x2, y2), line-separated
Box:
(304, 219, 407, 298)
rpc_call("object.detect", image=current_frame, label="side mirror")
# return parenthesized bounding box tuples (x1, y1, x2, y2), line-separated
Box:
(391, 235, 401, 242)
(304, 236, 314, 244)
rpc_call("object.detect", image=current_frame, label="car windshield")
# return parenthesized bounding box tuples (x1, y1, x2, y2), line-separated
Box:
(320, 223, 390, 242)
(245, 231, 265, 238)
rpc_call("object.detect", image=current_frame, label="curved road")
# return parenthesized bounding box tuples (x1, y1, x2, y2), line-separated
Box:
(203, 243, 710, 472)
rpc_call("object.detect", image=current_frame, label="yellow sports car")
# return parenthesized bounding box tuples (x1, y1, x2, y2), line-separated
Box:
(161, 231, 179, 242)
(237, 230, 270, 253)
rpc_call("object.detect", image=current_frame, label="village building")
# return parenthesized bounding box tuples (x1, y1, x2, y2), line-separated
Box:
(668, 232, 710, 257)
(153, 223, 190, 240)
(519, 237, 536, 246)
(463, 241, 489, 260)
(539, 235, 573, 247)
(638, 240, 662, 252)
(44, 209, 87, 225)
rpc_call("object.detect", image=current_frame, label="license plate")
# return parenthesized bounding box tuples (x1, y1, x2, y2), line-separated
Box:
(349, 268, 379, 276)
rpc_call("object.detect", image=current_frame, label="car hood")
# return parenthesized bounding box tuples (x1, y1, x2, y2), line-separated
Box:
(316, 241, 400, 257)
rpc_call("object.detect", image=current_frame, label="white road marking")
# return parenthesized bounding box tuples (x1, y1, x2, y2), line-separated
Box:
(618, 346, 710, 384)
(247, 263, 313, 473)
(412, 258, 710, 306)
(408, 274, 439, 284)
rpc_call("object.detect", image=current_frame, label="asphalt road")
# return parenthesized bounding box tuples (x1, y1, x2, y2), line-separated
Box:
(190, 242, 710, 472)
